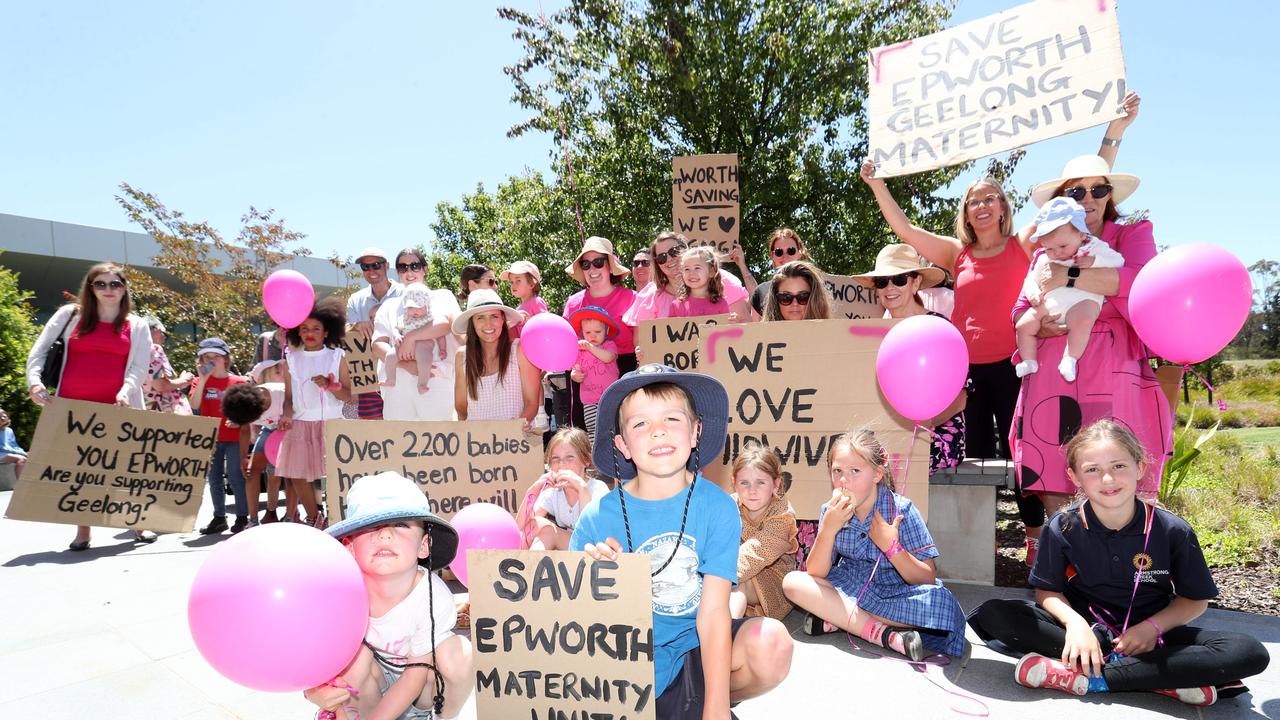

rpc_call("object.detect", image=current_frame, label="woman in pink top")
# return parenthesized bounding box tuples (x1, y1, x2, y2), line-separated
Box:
(25, 262, 154, 550)
(622, 230, 753, 324)
(560, 236, 637, 429)
(1010, 154, 1170, 518)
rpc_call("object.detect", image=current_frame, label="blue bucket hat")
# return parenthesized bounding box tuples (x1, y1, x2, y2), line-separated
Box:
(327, 472, 459, 570)
(593, 364, 729, 481)
(1031, 196, 1090, 241)
(197, 337, 231, 357)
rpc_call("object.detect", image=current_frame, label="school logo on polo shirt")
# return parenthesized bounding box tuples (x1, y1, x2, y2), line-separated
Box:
(1133, 552, 1153, 572)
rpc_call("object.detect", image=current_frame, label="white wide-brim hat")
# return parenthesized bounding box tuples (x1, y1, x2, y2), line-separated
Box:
(450, 288, 524, 335)
(1031, 154, 1140, 207)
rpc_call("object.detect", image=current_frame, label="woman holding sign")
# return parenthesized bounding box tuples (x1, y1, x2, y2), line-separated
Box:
(25, 262, 155, 550)
(372, 249, 460, 421)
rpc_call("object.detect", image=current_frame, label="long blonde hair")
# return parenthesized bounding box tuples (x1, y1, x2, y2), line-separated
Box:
(954, 178, 1014, 246)
(677, 246, 724, 304)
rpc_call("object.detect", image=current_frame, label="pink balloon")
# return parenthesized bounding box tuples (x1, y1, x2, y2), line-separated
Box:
(262, 270, 315, 329)
(264, 429, 284, 466)
(188, 523, 368, 692)
(521, 313, 579, 372)
(875, 314, 970, 422)
(449, 502, 521, 587)
(1129, 244, 1252, 365)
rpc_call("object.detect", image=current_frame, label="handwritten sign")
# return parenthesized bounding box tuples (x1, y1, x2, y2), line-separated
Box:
(697, 320, 928, 520)
(5, 399, 218, 532)
(341, 330, 380, 393)
(867, 0, 1126, 176)
(672, 154, 739, 254)
(324, 419, 541, 521)
(634, 314, 732, 371)
(821, 273, 884, 319)
(471, 550, 655, 720)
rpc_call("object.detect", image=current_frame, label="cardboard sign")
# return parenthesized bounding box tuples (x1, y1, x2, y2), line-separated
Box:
(634, 314, 732, 371)
(5, 399, 218, 532)
(471, 550, 656, 720)
(341, 330, 380, 394)
(821, 273, 884, 319)
(867, 0, 1126, 176)
(672, 154, 739, 254)
(697, 320, 928, 520)
(323, 419, 541, 521)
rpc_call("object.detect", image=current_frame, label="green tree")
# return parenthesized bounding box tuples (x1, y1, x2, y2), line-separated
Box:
(0, 253, 42, 446)
(496, 0, 966, 278)
(115, 183, 352, 373)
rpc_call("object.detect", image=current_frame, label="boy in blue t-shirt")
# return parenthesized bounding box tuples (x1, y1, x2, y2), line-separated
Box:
(571, 364, 793, 719)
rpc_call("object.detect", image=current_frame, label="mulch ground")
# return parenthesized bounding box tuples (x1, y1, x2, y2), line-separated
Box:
(994, 489, 1279, 617)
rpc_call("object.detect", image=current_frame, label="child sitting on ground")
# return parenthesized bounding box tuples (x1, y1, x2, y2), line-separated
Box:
(0, 406, 28, 479)
(1014, 196, 1124, 382)
(305, 472, 474, 719)
(517, 427, 610, 550)
(381, 282, 447, 393)
(568, 306, 619, 438)
(967, 419, 1270, 706)
(730, 445, 798, 621)
(783, 428, 966, 661)
(573, 364, 792, 718)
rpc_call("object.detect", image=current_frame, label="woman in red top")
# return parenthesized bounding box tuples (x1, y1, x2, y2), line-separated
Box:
(26, 263, 154, 551)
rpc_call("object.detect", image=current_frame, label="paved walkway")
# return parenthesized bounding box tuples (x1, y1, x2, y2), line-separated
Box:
(2, 491, 1276, 719)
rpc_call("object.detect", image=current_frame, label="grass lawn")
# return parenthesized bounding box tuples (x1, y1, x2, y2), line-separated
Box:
(1220, 426, 1280, 455)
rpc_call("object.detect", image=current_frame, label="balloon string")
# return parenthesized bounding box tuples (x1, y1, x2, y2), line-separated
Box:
(1182, 363, 1227, 412)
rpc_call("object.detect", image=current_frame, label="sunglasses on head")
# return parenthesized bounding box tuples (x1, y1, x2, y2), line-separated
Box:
(654, 245, 687, 265)
(395, 261, 425, 273)
(1062, 184, 1113, 202)
(775, 290, 811, 306)
(92, 279, 125, 290)
(872, 272, 916, 290)
(359, 260, 385, 271)
(578, 256, 609, 271)
(772, 246, 798, 258)
(632, 258, 650, 268)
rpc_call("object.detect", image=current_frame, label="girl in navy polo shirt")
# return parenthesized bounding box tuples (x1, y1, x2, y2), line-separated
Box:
(968, 419, 1269, 706)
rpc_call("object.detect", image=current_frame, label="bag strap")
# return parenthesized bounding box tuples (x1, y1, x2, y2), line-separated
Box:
(56, 308, 79, 342)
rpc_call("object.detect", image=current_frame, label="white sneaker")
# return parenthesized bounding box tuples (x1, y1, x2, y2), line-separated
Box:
(1059, 356, 1078, 382)
(1015, 360, 1039, 378)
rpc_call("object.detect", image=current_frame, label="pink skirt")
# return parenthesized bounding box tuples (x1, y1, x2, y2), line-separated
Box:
(1010, 315, 1172, 496)
(275, 419, 326, 481)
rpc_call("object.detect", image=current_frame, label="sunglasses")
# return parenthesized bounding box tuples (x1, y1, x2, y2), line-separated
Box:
(359, 261, 385, 271)
(482, 277, 499, 287)
(772, 246, 798, 258)
(654, 245, 687, 265)
(632, 258, 650, 268)
(775, 290, 811, 306)
(578, 257, 609, 271)
(1062, 184, 1113, 202)
(395, 261, 425, 273)
(92, 280, 125, 290)
(872, 273, 916, 290)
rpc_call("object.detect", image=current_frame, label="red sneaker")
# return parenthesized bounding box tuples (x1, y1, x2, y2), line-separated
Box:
(1015, 653, 1088, 696)
(1150, 686, 1217, 706)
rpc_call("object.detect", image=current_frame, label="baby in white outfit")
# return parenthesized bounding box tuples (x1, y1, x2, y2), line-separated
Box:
(381, 283, 446, 392)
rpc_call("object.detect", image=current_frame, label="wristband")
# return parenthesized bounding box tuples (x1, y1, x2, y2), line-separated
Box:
(1101, 137, 1122, 147)
(884, 539, 904, 559)
(327, 382, 343, 393)
(1143, 618, 1165, 647)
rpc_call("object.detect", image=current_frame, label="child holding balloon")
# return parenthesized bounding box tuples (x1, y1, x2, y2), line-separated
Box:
(306, 471, 474, 720)
(277, 298, 352, 530)
(967, 419, 1270, 706)
(517, 427, 610, 551)
(782, 429, 966, 661)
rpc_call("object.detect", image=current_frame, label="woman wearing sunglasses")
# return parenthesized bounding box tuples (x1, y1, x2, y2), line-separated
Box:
(623, 230, 754, 324)
(458, 263, 498, 304)
(372, 249, 460, 421)
(854, 245, 968, 475)
(25, 262, 156, 550)
(761, 260, 831, 322)
(629, 249, 653, 289)
(1010, 153, 1169, 530)
(750, 228, 814, 317)
(561, 236, 638, 429)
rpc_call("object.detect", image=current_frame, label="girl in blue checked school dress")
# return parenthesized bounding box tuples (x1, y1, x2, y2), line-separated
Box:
(783, 429, 966, 661)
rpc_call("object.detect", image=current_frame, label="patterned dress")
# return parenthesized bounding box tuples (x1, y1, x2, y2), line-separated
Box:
(735, 494, 798, 620)
(822, 485, 966, 656)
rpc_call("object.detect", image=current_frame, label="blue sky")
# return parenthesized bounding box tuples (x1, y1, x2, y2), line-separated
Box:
(2, 1, 1277, 279)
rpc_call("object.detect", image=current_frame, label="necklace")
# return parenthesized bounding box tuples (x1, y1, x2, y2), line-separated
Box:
(617, 472, 696, 577)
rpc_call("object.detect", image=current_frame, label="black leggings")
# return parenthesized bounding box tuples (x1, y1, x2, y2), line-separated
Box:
(967, 599, 1270, 691)
(965, 359, 1045, 529)
(567, 352, 637, 431)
